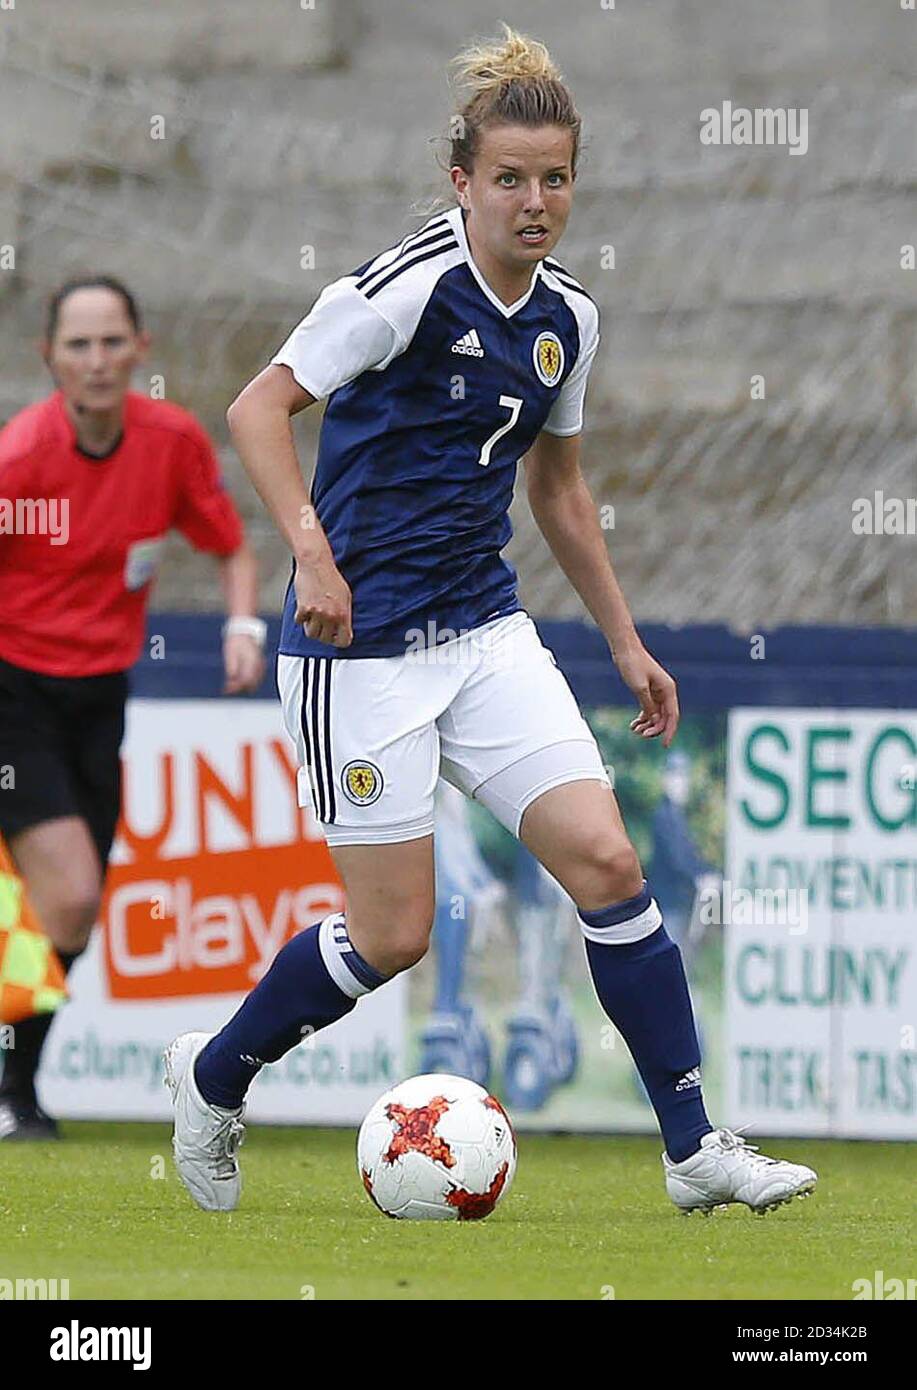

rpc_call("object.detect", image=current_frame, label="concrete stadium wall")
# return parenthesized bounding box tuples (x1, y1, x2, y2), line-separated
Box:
(1, 0, 914, 629)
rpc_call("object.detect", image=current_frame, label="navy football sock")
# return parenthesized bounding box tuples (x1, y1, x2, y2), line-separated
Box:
(194, 914, 386, 1109)
(580, 883, 713, 1163)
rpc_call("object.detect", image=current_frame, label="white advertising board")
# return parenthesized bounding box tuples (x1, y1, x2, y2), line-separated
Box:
(726, 709, 916, 1138)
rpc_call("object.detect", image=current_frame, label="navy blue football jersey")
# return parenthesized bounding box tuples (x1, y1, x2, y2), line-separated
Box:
(272, 204, 600, 659)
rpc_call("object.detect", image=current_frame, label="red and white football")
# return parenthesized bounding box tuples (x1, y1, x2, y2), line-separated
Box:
(357, 1073, 517, 1220)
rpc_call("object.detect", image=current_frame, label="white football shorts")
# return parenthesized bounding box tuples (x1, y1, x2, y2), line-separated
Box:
(277, 610, 610, 846)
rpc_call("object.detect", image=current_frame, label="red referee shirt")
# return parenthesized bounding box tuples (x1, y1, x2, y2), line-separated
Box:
(0, 391, 244, 677)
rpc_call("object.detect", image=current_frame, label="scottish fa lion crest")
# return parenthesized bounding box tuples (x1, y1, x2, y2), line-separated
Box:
(533, 331, 564, 386)
(342, 760, 383, 806)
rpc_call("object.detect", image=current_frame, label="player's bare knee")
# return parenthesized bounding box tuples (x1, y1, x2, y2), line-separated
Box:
(383, 916, 434, 974)
(579, 834, 642, 905)
(363, 900, 433, 975)
(348, 899, 433, 976)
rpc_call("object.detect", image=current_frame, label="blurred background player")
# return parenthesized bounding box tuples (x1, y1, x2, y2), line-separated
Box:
(418, 781, 502, 1089)
(0, 275, 265, 1140)
(418, 785, 581, 1113)
(501, 843, 581, 1111)
(647, 751, 721, 969)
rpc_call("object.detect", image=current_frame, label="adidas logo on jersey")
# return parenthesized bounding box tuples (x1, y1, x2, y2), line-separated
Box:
(451, 328, 484, 357)
(675, 1067, 702, 1092)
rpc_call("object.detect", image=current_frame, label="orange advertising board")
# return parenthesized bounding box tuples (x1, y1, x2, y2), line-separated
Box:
(101, 710, 344, 1000)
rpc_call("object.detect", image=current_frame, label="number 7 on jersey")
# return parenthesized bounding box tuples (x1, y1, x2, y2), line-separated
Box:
(477, 395, 523, 467)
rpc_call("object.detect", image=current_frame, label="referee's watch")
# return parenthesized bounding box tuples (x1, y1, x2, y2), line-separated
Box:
(222, 616, 267, 648)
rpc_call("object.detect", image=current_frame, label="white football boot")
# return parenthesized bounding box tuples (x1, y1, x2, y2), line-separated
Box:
(664, 1127, 817, 1216)
(164, 1032, 245, 1212)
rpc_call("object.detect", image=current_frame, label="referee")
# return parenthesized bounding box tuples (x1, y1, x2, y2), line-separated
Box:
(0, 275, 265, 1140)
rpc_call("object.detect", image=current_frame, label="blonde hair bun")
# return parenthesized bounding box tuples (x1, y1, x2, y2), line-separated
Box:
(450, 21, 562, 98)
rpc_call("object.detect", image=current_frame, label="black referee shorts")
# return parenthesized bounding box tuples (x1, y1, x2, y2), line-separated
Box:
(0, 656, 128, 870)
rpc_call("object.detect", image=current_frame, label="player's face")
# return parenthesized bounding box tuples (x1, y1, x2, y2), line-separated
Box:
(457, 123, 575, 268)
(45, 288, 148, 413)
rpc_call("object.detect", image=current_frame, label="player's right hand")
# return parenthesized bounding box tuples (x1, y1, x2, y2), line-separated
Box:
(293, 556, 353, 647)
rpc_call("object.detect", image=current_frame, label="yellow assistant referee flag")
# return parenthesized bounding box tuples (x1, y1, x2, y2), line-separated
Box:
(0, 834, 68, 1024)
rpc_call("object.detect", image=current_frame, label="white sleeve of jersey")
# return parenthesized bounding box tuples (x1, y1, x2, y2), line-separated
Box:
(541, 303, 601, 437)
(271, 279, 404, 400)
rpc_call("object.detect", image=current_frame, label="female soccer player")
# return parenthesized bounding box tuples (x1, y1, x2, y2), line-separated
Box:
(167, 26, 817, 1215)
(0, 275, 266, 1139)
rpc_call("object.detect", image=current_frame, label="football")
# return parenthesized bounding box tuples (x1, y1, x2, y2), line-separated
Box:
(357, 1073, 517, 1220)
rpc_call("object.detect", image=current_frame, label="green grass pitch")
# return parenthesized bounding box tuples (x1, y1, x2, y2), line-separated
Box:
(1, 1123, 912, 1300)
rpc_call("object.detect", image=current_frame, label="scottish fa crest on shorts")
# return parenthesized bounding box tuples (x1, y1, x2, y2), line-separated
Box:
(533, 331, 564, 386)
(342, 759, 384, 806)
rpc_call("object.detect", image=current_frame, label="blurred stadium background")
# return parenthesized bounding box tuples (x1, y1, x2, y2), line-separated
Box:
(2, 0, 916, 628)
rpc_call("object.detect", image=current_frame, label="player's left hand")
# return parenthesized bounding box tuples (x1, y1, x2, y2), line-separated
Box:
(614, 643, 680, 747)
(223, 633, 265, 695)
